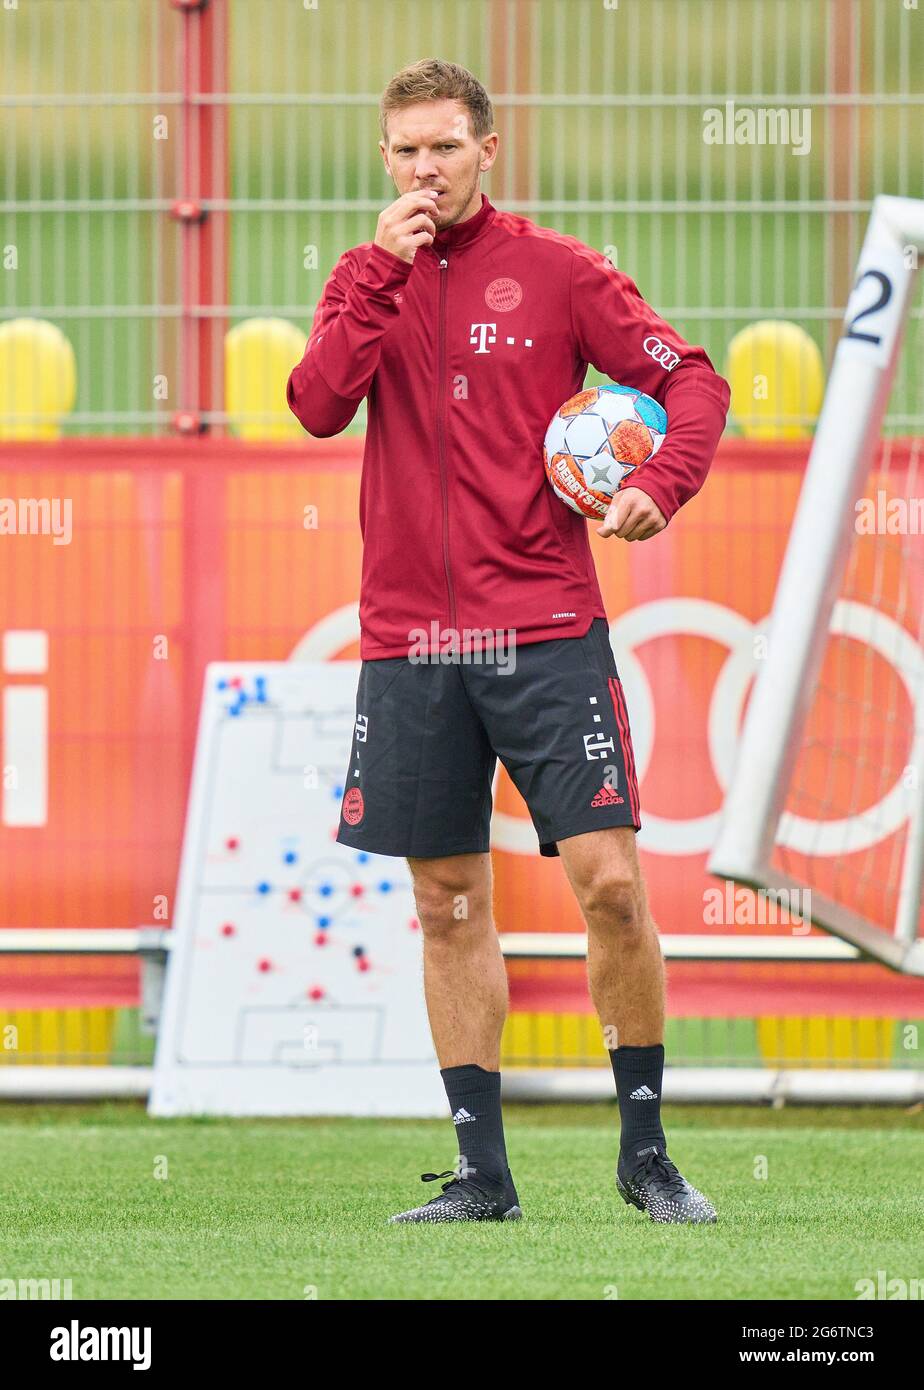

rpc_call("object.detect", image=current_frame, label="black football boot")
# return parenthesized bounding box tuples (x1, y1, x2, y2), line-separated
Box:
(617, 1145, 717, 1224)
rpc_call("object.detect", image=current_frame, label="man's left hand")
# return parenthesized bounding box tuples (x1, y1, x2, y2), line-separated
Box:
(597, 486, 667, 541)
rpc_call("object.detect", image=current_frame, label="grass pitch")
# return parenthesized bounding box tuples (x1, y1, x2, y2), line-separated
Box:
(1, 1102, 921, 1301)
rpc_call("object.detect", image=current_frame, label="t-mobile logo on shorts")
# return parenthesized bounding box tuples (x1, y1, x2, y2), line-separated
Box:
(583, 731, 616, 760)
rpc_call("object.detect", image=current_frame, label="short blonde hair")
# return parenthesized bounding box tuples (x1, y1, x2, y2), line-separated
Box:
(379, 59, 494, 142)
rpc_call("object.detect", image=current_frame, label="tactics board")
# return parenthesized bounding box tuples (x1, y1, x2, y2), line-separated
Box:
(149, 662, 444, 1116)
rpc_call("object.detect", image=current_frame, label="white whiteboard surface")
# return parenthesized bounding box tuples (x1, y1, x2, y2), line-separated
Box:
(149, 662, 444, 1116)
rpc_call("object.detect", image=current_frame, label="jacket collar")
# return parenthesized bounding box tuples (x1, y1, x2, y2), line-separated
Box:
(431, 193, 496, 254)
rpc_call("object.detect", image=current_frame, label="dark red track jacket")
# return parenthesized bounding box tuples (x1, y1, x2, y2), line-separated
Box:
(287, 194, 730, 659)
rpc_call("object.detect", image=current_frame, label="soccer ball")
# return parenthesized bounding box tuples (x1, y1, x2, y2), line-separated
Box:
(543, 383, 667, 519)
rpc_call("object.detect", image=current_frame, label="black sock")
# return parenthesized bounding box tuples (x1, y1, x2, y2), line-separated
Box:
(440, 1064, 509, 1189)
(610, 1043, 667, 1164)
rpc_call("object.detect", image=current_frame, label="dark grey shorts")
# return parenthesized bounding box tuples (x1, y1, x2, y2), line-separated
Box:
(336, 617, 641, 859)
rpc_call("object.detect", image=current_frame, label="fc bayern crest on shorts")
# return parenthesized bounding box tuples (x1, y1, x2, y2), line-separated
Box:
(341, 786, 364, 826)
(484, 277, 522, 312)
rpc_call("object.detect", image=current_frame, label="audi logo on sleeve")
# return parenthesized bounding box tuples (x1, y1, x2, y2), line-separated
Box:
(643, 336, 681, 370)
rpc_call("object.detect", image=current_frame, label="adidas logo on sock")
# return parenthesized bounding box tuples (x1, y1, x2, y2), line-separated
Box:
(591, 785, 624, 808)
(452, 1107, 476, 1125)
(629, 1084, 658, 1100)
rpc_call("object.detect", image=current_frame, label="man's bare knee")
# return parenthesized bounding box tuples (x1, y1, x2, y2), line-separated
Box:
(408, 856, 491, 941)
(579, 872, 647, 940)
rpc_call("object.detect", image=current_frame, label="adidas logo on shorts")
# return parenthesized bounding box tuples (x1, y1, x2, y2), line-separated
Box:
(629, 1084, 658, 1101)
(591, 784, 624, 808)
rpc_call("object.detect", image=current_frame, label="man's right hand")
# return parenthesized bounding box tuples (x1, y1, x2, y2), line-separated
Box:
(374, 190, 439, 264)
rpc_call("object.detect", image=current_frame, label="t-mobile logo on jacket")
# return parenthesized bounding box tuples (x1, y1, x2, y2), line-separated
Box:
(470, 323, 496, 353)
(469, 322, 535, 354)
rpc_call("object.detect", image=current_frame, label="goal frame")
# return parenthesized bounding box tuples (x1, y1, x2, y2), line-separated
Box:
(708, 196, 924, 976)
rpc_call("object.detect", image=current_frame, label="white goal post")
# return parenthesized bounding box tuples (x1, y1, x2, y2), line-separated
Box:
(709, 196, 924, 976)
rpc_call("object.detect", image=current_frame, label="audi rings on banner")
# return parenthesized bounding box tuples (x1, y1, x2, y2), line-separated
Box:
(293, 599, 924, 859)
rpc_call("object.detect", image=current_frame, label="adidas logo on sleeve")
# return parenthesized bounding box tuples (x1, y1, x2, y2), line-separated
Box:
(628, 1084, 658, 1101)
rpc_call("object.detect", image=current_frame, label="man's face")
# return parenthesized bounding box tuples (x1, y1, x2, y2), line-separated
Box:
(379, 98, 498, 229)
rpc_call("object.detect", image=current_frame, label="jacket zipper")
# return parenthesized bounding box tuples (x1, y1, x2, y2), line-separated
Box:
(436, 254, 457, 639)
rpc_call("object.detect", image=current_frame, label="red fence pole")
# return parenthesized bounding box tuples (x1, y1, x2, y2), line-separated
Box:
(169, 0, 230, 782)
(170, 0, 229, 436)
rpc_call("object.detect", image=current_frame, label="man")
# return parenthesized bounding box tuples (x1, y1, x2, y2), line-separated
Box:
(288, 59, 729, 1226)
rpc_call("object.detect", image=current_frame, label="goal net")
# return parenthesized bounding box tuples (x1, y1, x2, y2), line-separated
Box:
(710, 197, 924, 975)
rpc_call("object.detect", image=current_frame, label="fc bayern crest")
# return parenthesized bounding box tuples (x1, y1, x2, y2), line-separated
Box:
(484, 277, 523, 312)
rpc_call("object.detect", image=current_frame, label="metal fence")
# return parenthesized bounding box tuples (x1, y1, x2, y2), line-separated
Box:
(3, 0, 923, 433)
